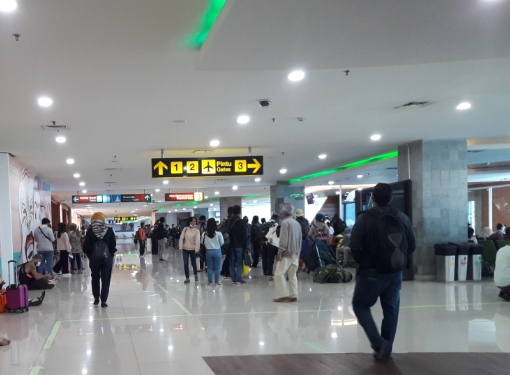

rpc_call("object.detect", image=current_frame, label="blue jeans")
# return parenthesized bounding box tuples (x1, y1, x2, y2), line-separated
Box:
(206, 249, 222, 283)
(90, 255, 114, 303)
(352, 270, 402, 356)
(38, 251, 54, 275)
(182, 250, 197, 279)
(70, 253, 83, 270)
(230, 247, 244, 282)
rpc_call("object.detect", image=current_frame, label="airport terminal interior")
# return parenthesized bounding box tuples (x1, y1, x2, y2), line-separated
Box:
(1, 1, 510, 374)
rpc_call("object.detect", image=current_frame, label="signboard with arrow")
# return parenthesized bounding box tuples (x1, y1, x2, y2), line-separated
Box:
(151, 156, 263, 178)
(72, 194, 151, 204)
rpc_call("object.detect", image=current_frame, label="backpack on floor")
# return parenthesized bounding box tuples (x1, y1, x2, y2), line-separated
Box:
(363, 208, 408, 274)
(313, 264, 352, 284)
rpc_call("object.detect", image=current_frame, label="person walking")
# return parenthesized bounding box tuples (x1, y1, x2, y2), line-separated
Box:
(350, 183, 415, 360)
(198, 215, 207, 272)
(229, 205, 247, 285)
(273, 204, 302, 303)
(83, 212, 117, 308)
(53, 223, 72, 277)
(33, 218, 56, 276)
(202, 218, 224, 286)
(68, 223, 83, 274)
(179, 217, 201, 284)
(137, 222, 147, 256)
(155, 217, 168, 261)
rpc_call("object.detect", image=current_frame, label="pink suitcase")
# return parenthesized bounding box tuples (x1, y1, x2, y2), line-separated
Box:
(6, 260, 29, 313)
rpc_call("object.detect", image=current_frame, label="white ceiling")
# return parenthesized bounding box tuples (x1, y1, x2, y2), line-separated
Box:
(1, 0, 510, 217)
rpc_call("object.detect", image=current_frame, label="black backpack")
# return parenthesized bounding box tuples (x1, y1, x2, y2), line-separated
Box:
(333, 219, 347, 235)
(364, 208, 408, 274)
(296, 217, 310, 239)
(259, 221, 275, 242)
(92, 239, 109, 262)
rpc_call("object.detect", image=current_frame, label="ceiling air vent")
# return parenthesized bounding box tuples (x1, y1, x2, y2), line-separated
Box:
(104, 168, 121, 171)
(104, 181, 117, 184)
(42, 124, 70, 131)
(395, 101, 432, 109)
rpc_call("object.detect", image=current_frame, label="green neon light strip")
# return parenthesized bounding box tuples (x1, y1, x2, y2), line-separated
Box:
(288, 150, 398, 184)
(187, 0, 227, 48)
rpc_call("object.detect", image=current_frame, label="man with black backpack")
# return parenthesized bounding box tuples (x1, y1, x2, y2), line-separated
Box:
(350, 183, 415, 360)
(260, 213, 279, 279)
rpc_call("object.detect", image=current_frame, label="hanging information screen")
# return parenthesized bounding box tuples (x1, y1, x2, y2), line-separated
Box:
(152, 156, 263, 178)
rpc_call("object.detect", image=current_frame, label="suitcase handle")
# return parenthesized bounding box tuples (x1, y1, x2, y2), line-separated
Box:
(7, 260, 18, 288)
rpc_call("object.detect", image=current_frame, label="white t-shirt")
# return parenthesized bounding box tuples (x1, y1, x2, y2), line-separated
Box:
(494, 245, 510, 287)
(266, 224, 280, 248)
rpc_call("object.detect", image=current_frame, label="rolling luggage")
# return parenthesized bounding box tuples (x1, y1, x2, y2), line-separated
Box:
(302, 240, 323, 271)
(6, 260, 29, 313)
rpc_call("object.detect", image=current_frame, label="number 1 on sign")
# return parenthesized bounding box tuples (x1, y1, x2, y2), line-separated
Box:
(171, 162, 183, 174)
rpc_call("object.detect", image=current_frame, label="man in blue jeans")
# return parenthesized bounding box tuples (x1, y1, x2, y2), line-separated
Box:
(350, 183, 415, 360)
(229, 205, 247, 285)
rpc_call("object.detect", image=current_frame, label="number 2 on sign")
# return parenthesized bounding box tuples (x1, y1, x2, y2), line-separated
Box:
(187, 161, 199, 174)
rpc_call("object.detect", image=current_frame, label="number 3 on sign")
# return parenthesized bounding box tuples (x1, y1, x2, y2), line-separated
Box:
(186, 161, 199, 174)
(235, 160, 247, 173)
(170, 162, 183, 174)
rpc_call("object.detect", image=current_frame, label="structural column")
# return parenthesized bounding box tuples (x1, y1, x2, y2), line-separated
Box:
(270, 181, 305, 216)
(219, 197, 242, 220)
(398, 140, 468, 280)
(0, 153, 14, 279)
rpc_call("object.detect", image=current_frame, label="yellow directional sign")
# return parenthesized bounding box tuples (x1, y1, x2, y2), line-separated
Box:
(151, 156, 264, 178)
(153, 161, 168, 176)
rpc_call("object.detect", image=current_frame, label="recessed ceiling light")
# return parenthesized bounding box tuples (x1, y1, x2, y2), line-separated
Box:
(73, 173, 80, 178)
(335, 191, 340, 195)
(215, 191, 219, 195)
(56, 136, 66, 143)
(232, 186, 238, 190)
(163, 180, 169, 185)
(66, 158, 75, 165)
(357, 175, 363, 178)
(168, 211, 171, 213)
(194, 206, 197, 209)
(254, 178, 261, 182)
(288, 70, 305, 82)
(210, 139, 220, 147)
(155, 189, 160, 192)
(82, 190, 87, 193)
(175, 209, 178, 212)
(210, 203, 213, 206)
(280, 168, 287, 174)
(237, 115, 250, 125)
(318, 154, 327, 159)
(357, 187, 362, 191)
(456, 102, 471, 110)
(183, 208, 186, 211)
(37, 97, 53, 107)
(370, 134, 381, 141)
(79, 182, 85, 186)
(328, 181, 334, 185)
(205, 196, 209, 199)
(0, 0, 18, 12)
(254, 200, 257, 203)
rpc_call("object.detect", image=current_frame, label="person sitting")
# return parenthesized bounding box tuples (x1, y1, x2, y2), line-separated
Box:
(505, 227, 510, 240)
(478, 227, 493, 240)
(308, 213, 331, 240)
(468, 227, 478, 244)
(0, 337, 10, 346)
(19, 254, 55, 290)
(489, 223, 506, 240)
(495, 244, 510, 301)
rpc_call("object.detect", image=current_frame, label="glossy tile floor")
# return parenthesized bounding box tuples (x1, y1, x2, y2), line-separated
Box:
(1, 239, 509, 375)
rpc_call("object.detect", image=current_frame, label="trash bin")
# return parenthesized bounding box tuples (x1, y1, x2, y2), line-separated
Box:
(449, 243, 470, 281)
(434, 244, 457, 282)
(467, 243, 483, 281)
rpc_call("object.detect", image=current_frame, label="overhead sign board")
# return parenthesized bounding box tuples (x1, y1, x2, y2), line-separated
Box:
(289, 193, 304, 199)
(165, 192, 204, 202)
(113, 216, 138, 221)
(152, 156, 263, 178)
(73, 194, 151, 204)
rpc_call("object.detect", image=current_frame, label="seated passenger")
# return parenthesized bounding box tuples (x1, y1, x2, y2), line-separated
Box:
(505, 227, 510, 240)
(19, 254, 55, 290)
(308, 213, 331, 240)
(495, 245, 510, 301)
(489, 223, 506, 240)
(478, 227, 493, 240)
(0, 337, 10, 346)
(468, 227, 478, 244)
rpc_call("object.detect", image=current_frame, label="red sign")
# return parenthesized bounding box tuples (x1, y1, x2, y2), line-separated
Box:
(165, 192, 204, 202)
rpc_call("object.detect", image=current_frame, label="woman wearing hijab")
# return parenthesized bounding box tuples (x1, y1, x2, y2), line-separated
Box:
(68, 223, 83, 274)
(83, 212, 116, 308)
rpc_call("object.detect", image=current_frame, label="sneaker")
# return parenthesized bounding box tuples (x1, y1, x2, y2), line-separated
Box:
(62, 273, 72, 278)
(71, 270, 77, 275)
(222, 276, 229, 280)
(207, 283, 212, 286)
(78, 270, 83, 274)
(239, 280, 246, 284)
(184, 279, 190, 284)
(233, 282, 240, 286)
(197, 270, 204, 273)
(159, 259, 164, 261)
(268, 276, 273, 281)
(101, 302, 108, 308)
(216, 283, 222, 287)
(373, 340, 390, 360)
(93, 299, 99, 306)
